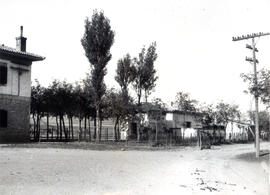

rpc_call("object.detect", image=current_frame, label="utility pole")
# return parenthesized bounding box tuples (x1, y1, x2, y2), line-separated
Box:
(232, 32, 270, 158)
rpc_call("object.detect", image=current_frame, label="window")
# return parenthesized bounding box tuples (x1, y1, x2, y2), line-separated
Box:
(0, 65, 7, 85)
(186, 121, 191, 128)
(0, 109, 8, 128)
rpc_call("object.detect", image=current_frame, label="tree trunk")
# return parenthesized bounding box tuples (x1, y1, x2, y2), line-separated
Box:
(84, 116, 87, 140)
(59, 115, 62, 140)
(88, 117, 91, 142)
(56, 116, 59, 140)
(61, 116, 67, 141)
(93, 116, 97, 140)
(144, 90, 147, 103)
(71, 117, 74, 140)
(114, 117, 119, 141)
(183, 113, 186, 142)
(32, 114, 36, 141)
(37, 115, 41, 142)
(68, 117, 71, 140)
(138, 89, 142, 105)
(117, 121, 120, 141)
(96, 108, 100, 142)
(36, 115, 39, 142)
(137, 123, 140, 142)
(155, 120, 158, 144)
(99, 118, 102, 142)
(79, 118, 82, 141)
(46, 113, 49, 141)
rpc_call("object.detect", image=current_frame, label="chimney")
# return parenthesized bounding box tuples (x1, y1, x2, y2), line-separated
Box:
(16, 26, 27, 52)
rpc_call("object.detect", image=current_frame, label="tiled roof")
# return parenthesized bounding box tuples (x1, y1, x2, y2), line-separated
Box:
(0, 44, 45, 61)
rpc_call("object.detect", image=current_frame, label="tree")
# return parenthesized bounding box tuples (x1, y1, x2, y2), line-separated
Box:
(215, 101, 241, 143)
(115, 54, 136, 96)
(199, 103, 216, 127)
(49, 80, 72, 141)
(241, 68, 270, 108)
(81, 10, 115, 141)
(248, 110, 269, 133)
(151, 98, 167, 144)
(133, 42, 158, 105)
(82, 74, 96, 141)
(31, 80, 46, 141)
(173, 92, 197, 112)
(215, 101, 241, 127)
(104, 88, 135, 141)
(142, 42, 158, 102)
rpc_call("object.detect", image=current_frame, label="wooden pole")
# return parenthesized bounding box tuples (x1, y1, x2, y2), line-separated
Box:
(252, 38, 260, 158)
(232, 32, 270, 158)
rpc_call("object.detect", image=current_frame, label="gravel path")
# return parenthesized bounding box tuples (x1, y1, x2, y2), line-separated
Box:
(0, 142, 268, 195)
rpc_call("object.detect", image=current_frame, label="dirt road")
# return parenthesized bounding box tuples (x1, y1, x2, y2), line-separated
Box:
(0, 142, 268, 195)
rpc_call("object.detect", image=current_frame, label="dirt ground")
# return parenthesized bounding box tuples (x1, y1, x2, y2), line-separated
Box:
(0, 142, 269, 195)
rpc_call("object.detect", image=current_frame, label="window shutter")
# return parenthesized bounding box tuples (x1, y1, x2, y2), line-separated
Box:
(0, 66, 7, 84)
(0, 110, 8, 128)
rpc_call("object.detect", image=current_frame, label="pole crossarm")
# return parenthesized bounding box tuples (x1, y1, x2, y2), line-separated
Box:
(246, 44, 258, 52)
(232, 32, 270, 41)
(245, 57, 259, 63)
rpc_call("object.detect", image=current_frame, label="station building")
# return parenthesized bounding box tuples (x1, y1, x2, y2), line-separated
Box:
(0, 26, 45, 142)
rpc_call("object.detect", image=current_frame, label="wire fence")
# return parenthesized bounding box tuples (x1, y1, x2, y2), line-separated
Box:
(30, 124, 202, 147)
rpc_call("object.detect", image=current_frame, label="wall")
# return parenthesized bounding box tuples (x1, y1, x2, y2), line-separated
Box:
(172, 113, 201, 129)
(0, 94, 30, 142)
(226, 122, 249, 142)
(0, 59, 31, 97)
(166, 112, 202, 138)
(0, 58, 31, 142)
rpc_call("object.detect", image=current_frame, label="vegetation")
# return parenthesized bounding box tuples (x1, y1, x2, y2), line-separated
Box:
(173, 92, 197, 112)
(132, 42, 158, 105)
(241, 68, 270, 108)
(31, 79, 95, 141)
(248, 110, 270, 133)
(81, 10, 115, 141)
(30, 10, 267, 145)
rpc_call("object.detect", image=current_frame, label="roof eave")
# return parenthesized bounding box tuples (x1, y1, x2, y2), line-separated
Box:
(0, 49, 45, 61)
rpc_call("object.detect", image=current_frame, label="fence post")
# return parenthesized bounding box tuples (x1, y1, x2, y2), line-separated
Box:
(47, 128, 49, 141)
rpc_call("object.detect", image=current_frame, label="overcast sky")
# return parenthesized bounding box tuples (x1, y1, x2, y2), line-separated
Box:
(1, 0, 269, 111)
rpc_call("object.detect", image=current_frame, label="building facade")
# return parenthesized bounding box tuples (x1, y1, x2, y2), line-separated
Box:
(225, 121, 250, 142)
(165, 110, 202, 139)
(0, 26, 44, 142)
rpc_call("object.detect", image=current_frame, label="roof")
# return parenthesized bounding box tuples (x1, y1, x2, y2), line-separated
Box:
(0, 44, 45, 61)
(166, 110, 203, 116)
(140, 102, 163, 112)
(227, 120, 253, 126)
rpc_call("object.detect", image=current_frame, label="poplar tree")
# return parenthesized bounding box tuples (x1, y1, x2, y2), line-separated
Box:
(81, 10, 115, 141)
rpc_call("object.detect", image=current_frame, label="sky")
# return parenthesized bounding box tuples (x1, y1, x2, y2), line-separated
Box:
(0, 0, 269, 111)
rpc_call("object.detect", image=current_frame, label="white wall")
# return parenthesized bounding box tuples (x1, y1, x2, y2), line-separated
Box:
(0, 59, 31, 97)
(226, 122, 249, 141)
(165, 112, 202, 138)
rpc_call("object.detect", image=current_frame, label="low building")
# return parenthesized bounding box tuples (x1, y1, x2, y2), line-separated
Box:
(165, 110, 202, 139)
(225, 120, 252, 142)
(0, 26, 45, 142)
